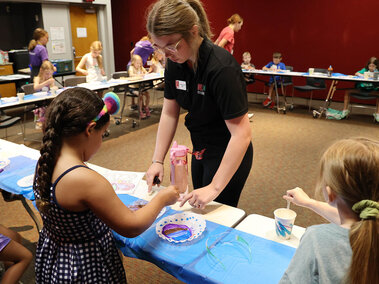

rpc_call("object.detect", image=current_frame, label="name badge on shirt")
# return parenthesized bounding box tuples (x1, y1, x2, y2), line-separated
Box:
(197, 83, 206, 95)
(175, 80, 187, 91)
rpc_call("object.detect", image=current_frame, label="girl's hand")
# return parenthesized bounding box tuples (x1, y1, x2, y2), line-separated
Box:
(156, 185, 179, 206)
(146, 163, 164, 193)
(47, 78, 55, 85)
(283, 187, 313, 208)
(179, 184, 219, 210)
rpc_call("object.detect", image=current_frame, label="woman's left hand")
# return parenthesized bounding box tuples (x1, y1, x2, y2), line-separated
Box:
(179, 184, 219, 210)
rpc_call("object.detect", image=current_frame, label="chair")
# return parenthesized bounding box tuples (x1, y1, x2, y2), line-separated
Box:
(293, 68, 327, 111)
(21, 84, 35, 95)
(348, 90, 379, 120)
(63, 76, 86, 87)
(111, 71, 139, 127)
(0, 115, 24, 140)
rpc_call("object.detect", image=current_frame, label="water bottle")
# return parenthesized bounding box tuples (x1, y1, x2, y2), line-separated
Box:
(170, 141, 189, 200)
(327, 65, 333, 77)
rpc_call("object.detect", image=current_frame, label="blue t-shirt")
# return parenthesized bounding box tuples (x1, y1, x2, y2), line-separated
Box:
(265, 61, 286, 83)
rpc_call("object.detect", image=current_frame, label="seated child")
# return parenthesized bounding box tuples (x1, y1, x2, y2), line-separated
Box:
(280, 137, 378, 284)
(241, 51, 255, 85)
(0, 224, 33, 283)
(128, 54, 151, 119)
(329, 57, 379, 121)
(262, 52, 286, 109)
(33, 61, 57, 129)
(33, 88, 179, 283)
(149, 50, 166, 90)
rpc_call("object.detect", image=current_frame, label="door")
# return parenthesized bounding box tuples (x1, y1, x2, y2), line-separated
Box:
(69, 5, 99, 75)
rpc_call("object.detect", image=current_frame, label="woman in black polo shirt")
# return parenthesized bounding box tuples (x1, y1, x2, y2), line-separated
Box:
(145, 0, 253, 208)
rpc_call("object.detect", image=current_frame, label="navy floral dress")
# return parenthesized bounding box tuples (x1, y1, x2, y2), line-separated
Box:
(33, 165, 126, 283)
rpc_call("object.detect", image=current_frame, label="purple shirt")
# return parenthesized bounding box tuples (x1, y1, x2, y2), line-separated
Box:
(0, 233, 10, 252)
(29, 44, 48, 67)
(127, 40, 154, 67)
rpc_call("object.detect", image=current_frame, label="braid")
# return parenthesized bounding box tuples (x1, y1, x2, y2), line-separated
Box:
(34, 87, 108, 214)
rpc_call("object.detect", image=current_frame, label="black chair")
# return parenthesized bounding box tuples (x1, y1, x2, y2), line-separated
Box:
(63, 76, 86, 87)
(111, 71, 139, 127)
(293, 68, 327, 111)
(0, 115, 23, 140)
(21, 84, 35, 95)
(348, 90, 379, 121)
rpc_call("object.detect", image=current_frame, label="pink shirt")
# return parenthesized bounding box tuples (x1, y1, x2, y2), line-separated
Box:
(216, 26, 235, 53)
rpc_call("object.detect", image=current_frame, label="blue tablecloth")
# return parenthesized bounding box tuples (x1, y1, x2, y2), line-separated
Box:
(0, 155, 36, 200)
(115, 194, 295, 284)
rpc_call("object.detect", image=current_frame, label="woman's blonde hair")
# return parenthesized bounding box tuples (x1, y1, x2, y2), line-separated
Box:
(227, 14, 243, 25)
(28, 28, 48, 51)
(37, 61, 55, 81)
(317, 137, 379, 284)
(146, 0, 213, 40)
(90, 41, 103, 69)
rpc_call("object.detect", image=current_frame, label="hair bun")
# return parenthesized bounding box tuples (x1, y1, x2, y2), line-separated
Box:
(103, 92, 120, 115)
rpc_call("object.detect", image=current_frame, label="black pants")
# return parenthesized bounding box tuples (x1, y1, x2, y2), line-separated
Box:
(191, 142, 253, 207)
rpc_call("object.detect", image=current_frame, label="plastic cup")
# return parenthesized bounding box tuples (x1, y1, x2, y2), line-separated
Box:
(364, 72, 370, 79)
(274, 208, 297, 240)
(17, 93, 25, 102)
(308, 68, 314, 75)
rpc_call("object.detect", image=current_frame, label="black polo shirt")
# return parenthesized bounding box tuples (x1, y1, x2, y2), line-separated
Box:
(164, 38, 248, 152)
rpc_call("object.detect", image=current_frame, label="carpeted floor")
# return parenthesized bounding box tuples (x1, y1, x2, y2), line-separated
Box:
(1, 91, 379, 283)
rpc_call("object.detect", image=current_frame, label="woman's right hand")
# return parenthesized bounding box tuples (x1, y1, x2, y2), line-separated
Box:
(146, 163, 164, 193)
(156, 185, 179, 206)
(283, 187, 313, 208)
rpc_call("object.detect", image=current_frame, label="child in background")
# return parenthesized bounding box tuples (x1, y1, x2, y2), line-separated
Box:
(76, 41, 106, 83)
(33, 61, 57, 129)
(329, 57, 379, 121)
(280, 137, 379, 284)
(241, 51, 255, 85)
(128, 54, 151, 119)
(262, 52, 286, 109)
(33, 88, 179, 283)
(149, 50, 165, 74)
(0, 224, 33, 284)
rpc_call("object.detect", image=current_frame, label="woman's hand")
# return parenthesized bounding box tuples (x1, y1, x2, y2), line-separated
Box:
(283, 187, 313, 208)
(146, 163, 164, 193)
(179, 184, 219, 210)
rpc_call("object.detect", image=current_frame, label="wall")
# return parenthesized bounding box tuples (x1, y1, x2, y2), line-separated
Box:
(112, 0, 379, 102)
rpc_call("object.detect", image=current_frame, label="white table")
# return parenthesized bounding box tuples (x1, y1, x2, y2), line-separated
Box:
(235, 214, 306, 248)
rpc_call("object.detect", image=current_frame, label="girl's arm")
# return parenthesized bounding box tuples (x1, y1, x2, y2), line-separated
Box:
(217, 38, 228, 48)
(146, 98, 181, 192)
(283, 187, 340, 224)
(99, 55, 106, 76)
(180, 113, 251, 208)
(33, 77, 55, 92)
(76, 55, 88, 76)
(55, 168, 179, 238)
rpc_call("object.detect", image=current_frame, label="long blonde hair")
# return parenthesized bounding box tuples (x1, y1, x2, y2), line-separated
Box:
(317, 137, 379, 284)
(90, 41, 103, 69)
(37, 61, 54, 81)
(146, 0, 213, 40)
(28, 28, 48, 51)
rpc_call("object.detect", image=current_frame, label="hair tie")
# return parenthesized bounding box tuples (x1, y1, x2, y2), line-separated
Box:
(92, 92, 120, 122)
(352, 200, 379, 220)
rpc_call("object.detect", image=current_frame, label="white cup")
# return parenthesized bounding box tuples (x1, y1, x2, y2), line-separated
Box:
(17, 93, 25, 102)
(364, 72, 370, 79)
(308, 68, 314, 75)
(274, 208, 297, 240)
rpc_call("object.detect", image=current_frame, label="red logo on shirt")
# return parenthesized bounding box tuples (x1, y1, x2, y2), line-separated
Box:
(197, 83, 206, 95)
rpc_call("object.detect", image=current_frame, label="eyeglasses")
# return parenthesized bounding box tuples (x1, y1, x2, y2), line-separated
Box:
(152, 38, 182, 54)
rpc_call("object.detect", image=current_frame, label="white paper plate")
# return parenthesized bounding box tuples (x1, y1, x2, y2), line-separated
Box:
(1, 97, 17, 103)
(156, 212, 206, 243)
(17, 174, 34, 188)
(0, 158, 10, 170)
(128, 199, 167, 219)
(33, 91, 48, 97)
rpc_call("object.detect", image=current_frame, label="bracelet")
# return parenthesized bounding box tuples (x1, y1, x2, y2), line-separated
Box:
(152, 160, 164, 165)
